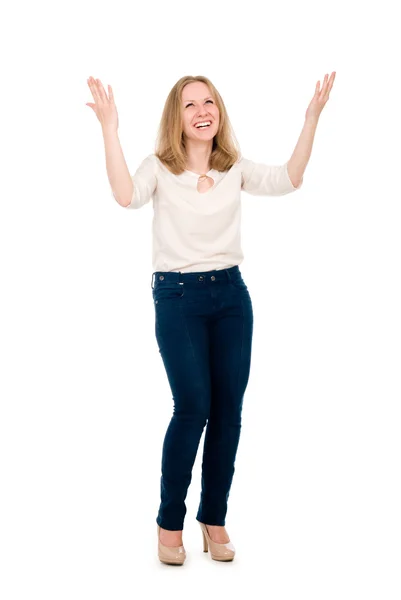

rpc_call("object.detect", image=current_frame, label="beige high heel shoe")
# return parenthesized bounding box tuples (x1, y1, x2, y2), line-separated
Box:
(198, 522, 236, 561)
(157, 525, 186, 565)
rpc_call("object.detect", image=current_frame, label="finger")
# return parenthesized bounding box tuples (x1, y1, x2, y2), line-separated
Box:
(320, 74, 328, 96)
(95, 78, 108, 102)
(108, 84, 114, 101)
(88, 77, 101, 103)
(323, 72, 335, 99)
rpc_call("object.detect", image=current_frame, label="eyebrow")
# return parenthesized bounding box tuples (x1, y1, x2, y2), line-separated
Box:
(183, 97, 213, 103)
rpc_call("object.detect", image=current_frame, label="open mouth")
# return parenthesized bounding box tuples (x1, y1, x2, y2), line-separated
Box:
(194, 121, 211, 129)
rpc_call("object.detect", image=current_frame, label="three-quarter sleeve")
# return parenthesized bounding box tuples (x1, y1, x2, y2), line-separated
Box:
(111, 154, 157, 208)
(127, 154, 158, 208)
(240, 157, 303, 196)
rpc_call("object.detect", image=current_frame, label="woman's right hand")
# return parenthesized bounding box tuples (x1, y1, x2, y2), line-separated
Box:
(86, 76, 119, 132)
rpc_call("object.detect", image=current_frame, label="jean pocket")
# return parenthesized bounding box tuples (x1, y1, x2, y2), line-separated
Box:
(152, 283, 185, 303)
(229, 276, 248, 291)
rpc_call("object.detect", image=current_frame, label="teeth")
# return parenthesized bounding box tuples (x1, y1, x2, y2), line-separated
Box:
(195, 121, 211, 128)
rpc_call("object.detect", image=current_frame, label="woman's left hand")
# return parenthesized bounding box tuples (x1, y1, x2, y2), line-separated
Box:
(305, 72, 336, 121)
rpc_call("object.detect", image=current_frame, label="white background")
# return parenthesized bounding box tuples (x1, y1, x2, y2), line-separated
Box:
(1, 0, 400, 598)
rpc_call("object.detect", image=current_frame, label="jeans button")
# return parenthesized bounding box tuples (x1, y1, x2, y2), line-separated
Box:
(199, 275, 204, 281)
(211, 276, 215, 281)
(159, 275, 164, 281)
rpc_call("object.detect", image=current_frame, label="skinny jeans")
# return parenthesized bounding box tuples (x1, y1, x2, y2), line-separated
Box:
(151, 265, 254, 531)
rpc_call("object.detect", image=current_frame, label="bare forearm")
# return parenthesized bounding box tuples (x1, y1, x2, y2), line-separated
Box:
(102, 127, 133, 207)
(287, 117, 319, 188)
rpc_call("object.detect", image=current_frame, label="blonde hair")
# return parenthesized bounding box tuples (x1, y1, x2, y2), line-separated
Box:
(154, 75, 242, 175)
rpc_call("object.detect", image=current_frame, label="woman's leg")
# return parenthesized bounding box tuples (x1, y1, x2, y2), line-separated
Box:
(153, 284, 211, 532)
(196, 281, 254, 526)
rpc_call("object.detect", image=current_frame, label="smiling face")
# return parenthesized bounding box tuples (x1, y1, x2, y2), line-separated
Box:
(181, 81, 220, 142)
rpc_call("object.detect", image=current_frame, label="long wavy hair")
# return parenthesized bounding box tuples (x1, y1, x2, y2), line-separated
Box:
(154, 75, 242, 176)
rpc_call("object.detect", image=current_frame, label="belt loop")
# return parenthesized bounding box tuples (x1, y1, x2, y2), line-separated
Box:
(151, 272, 155, 289)
(225, 268, 232, 283)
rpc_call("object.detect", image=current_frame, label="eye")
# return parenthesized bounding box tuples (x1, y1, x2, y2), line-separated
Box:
(185, 100, 214, 108)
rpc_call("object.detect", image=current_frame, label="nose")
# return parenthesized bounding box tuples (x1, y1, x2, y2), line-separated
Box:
(196, 109, 208, 118)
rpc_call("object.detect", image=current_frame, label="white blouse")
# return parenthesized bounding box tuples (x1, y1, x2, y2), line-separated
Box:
(112, 153, 303, 274)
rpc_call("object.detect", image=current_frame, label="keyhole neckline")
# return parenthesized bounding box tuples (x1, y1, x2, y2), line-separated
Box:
(184, 168, 216, 177)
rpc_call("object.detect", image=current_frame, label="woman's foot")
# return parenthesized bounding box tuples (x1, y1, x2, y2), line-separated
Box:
(159, 527, 183, 547)
(205, 525, 230, 544)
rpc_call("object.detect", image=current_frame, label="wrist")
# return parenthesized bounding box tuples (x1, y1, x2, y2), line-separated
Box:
(305, 115, 319, 126)
(102, 125, 119, 136)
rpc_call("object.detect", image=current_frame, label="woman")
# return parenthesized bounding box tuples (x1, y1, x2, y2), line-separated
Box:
(86, 72, 336, 565)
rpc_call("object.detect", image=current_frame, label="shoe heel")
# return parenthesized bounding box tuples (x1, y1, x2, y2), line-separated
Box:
(198, 521, 235, 562)
(202, 529, 208, 552)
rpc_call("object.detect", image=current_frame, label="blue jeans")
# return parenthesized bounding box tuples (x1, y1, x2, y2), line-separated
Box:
(151, 265, 254, 531)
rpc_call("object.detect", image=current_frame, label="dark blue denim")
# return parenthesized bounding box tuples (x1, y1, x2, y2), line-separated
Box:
(151, 265, 254, 531)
